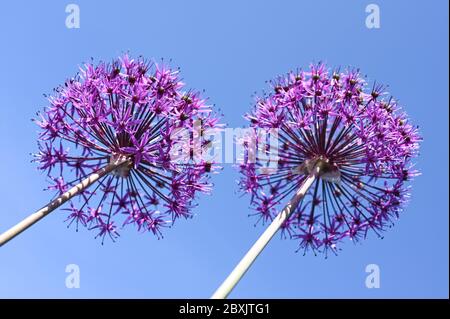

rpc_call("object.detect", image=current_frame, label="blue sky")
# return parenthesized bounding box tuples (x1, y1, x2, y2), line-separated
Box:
(0, 0, 448, 298)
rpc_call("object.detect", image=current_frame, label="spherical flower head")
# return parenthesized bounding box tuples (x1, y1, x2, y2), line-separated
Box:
(33, 54, 222, 243)
(239, 63, 421, 256)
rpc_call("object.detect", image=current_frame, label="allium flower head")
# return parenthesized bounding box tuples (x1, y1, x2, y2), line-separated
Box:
(33, 54, 222, 243)
(239, 64, 421, 256)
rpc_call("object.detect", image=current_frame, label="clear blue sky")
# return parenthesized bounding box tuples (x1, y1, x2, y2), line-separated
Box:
(0, 0, 448, 298)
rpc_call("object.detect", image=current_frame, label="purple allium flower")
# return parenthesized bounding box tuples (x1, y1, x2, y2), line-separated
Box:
(239, 64, 421, 256)
(33, 54, 222, 244)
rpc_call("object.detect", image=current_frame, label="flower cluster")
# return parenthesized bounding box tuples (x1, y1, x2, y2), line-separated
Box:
(239, 64, 421, 256)
(34, 54, 222, 243)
